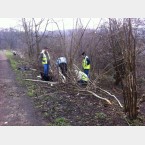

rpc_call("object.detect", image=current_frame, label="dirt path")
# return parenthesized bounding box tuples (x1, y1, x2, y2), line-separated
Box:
(0, 51, 46, 126)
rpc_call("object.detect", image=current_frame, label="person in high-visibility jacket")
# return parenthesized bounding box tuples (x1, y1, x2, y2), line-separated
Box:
(39, 47, 51, 77)
(74, 69, 89, 86)
(82, 52, 90, 77)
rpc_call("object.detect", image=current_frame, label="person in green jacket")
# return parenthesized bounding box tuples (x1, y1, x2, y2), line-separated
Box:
(74, 69, 89, 86)
(82, 52, 90, 77)
(39, 47, 50, 77)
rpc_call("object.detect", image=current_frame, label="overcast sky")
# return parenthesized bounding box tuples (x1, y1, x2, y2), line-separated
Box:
(0, 18, 103, 31)
(0, 18, 19, 28)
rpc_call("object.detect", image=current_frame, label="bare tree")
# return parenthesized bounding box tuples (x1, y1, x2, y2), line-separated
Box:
(108, 18, 138, 119)
(21, 18, 50, 64)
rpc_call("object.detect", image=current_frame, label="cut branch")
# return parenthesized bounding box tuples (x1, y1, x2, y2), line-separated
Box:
(80, 90, 112, 105)
(98, 87, 123, 108)
(24, 79, 58, 85)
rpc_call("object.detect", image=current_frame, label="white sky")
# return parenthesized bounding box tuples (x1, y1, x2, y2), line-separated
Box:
(0, 18, 19, 28)
(0, 18, 103, 31)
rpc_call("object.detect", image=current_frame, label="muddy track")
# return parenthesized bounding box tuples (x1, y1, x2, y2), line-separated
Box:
(0, 51, 46, 126)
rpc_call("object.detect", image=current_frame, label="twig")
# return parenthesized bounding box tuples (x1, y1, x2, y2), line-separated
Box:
(29, 68, 37, 71)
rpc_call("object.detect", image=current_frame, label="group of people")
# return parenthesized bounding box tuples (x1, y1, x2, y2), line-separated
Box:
(39, 47, 91, 86)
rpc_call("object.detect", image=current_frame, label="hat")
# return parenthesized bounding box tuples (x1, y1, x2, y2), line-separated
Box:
(82, 52, 85, 56)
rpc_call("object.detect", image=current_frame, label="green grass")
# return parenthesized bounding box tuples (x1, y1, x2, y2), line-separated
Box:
(47, 117, 70, 126)
(5, 50, 36, 96)
(5, 50, 18, 70)
(54, 117, 70, 126)
(95, 112, 107, 120)
(127, 115, 145, 126)
(5, 50, 25, 85)
(27, 89, 35, 97)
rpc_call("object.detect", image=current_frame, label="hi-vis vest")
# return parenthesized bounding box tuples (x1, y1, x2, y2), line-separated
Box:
(82, 56, 90, 70)
(76, 71, 89, 82)
(42, 52, 50, 65)
(81, 72, 89, 81)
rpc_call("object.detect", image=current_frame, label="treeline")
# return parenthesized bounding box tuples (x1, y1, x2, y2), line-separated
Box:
(1, 18, 145, 119)
(0, 19, 144, 69)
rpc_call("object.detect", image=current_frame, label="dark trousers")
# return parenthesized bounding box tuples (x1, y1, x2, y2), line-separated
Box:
(84, 69, 89, 77)
(59, 63, 67, 77)
(43, 64, 49, 76)
(78, 80, 88, 86)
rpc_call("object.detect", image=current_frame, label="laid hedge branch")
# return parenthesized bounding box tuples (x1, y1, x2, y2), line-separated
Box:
(98, 87, 123, 108)
(24, 79, 58, 85)
(80, 90, 112, 105)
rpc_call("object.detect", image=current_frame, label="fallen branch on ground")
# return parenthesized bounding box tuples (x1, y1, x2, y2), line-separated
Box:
(88, 79, 123, 108)
(80, 90, 112, 105)
(24, 79, 58, 85)
(29, 68, 37, 71)
(98, 87, 123, 108)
